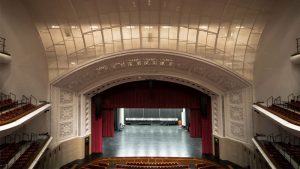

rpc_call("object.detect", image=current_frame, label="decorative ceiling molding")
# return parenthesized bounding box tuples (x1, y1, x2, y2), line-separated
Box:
(51, 50, 252, 95)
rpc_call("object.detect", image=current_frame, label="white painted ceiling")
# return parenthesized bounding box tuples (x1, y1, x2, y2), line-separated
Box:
(22, 0, 274, 81)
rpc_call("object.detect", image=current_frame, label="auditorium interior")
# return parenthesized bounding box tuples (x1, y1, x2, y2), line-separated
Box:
(0, 0, 300, 168)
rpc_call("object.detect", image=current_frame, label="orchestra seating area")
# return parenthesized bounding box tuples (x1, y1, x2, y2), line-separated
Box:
(0, 92, 44, 126)
(255, 93, 300, 125)
(0, 133, 50, 169)
(79, 157, 226, 169)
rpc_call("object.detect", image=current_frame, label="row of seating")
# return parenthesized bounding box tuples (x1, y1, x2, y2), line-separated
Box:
(0, 98, 17, 111)
(0, 142, 25, 166)
(115, 164, 189, 169)
(269, 104, 300, 121)
(258, 140, 294, 169)
(80, 161, 220, 169)
(288, 99, 300, 112)
(277, 142, 300, 164)
(0, 103, 36, 125)
(196, 162, 218, 169)
(9, 135, 51, 169)
(10, 142, 41, 169)
(127, 162, 179, 166)
(81, 162, 109, 169)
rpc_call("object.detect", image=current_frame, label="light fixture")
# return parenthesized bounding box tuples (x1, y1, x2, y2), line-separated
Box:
(199, 25, 208, 29)
(70, 62, 76, 65)
(162, 26, 170, 29)
(71, 25, 77, 29)
(90, 25, 99, 29)
(51, 25, 60, 29)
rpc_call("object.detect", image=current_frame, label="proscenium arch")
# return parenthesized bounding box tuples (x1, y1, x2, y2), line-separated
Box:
(51, 49, 252, 96)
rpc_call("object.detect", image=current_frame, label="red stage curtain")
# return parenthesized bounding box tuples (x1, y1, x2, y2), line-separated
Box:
(102, 109, 114, 137)
(189, 109, 201, 138)
(201, 98, 212, 154)
(101, 81, 200, 109)
(91, 101, 103, 153)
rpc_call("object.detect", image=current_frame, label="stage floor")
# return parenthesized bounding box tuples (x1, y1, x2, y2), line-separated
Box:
(102, 125, 202, 157)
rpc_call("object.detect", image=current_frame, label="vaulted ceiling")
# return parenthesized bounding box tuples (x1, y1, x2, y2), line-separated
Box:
(23, 0, 273, 81)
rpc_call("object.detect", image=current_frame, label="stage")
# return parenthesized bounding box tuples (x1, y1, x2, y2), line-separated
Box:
(102, 125, 202, 157)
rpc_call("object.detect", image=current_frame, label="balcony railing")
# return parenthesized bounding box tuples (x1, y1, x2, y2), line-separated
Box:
(292, 38, 300, 56)
(0, 37, 10, 55)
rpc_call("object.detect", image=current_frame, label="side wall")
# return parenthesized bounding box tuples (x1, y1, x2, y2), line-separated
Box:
(254, 0, 300, 102)
(253, 0, 300, 139)
(0, 0, 48, 100)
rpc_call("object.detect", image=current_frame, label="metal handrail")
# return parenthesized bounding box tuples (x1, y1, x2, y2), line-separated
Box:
(0, 37, 6, 54)
(30, 95, 37, 105)
(0, 92, 8, 100)
(9, 92, 16, 101)
(23, 133, 29, 141)
(21, 95, 29, 104)
(287, 93, 295, 103)
(274, 96, 281, 105)
(296, 38, 300, 54)
(266, 96, 273, 107)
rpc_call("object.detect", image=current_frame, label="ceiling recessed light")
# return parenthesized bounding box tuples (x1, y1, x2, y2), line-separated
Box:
(51, 25, 60, 29)
(91, 25, 99, 29)
(199, 25, 208, 29)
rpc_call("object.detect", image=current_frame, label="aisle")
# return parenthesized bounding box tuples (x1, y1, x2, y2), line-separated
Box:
(102, 125, 202, 157)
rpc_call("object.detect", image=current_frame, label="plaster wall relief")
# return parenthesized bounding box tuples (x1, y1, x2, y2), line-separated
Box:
(212, 96, 223, 137)
(224, 87, 253, 143)
(79, 94, 91, 136)
(52, 88, 79, 141)
(53, 52, 249, 93)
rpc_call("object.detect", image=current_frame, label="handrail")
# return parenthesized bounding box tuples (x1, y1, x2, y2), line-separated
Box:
(14, 134, 21, 143)
(296, 38, 300, 54)
(0, 92, 8, 100)
(284, 136, 291, 144)
(0, 37, 7, 54)
(274, 96, 281, 105)
(23, 133, 30, 141)
(274, 134, 282, 143)
(266, 96, 273, 107)
(22, 95, 29, 104)
(30, 95, 37, 105)
(287, 93, 294, 103)
(10, 92, 16, 101)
